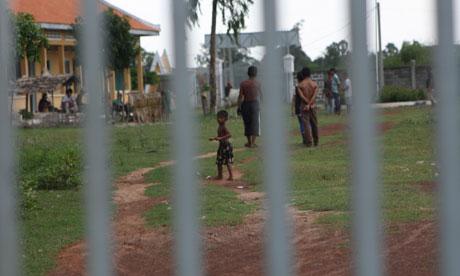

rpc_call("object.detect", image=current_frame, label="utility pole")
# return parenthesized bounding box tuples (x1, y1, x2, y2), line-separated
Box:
(377, 2, 384, 93)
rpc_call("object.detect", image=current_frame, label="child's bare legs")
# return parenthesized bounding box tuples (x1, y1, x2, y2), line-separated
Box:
(227, 164, 233, 181)
(215, 165, 223, 180)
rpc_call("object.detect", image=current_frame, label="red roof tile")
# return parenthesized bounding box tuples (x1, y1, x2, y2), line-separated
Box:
(10, 0, 160, 34)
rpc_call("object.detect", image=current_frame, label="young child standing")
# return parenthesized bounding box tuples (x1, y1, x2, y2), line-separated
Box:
(209, 110, 234, 180)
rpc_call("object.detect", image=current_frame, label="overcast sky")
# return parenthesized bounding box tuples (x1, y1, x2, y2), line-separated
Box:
(105, 0, 456, 66)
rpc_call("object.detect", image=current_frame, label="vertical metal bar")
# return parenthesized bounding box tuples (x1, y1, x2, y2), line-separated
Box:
(349, 0, 382, 275)
(0, 0, 20, 275)
(171, 0, 202, 276)
(261, 0, 292, 275)
(81, 0, 113, 275)
(435, 0, 460, 275)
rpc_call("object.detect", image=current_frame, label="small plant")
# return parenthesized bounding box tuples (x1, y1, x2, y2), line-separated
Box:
(19, 109, 34, 120)
(380, 86, 427, 103)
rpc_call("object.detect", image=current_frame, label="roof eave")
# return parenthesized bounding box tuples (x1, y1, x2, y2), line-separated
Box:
(130, 29, 160, 37)
(40, 23, 160, 37)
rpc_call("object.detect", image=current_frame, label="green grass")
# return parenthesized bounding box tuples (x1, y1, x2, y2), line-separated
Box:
(22, 191, 83, 276)
(20, 106, 437, 275)
(145, 184, 256, 227)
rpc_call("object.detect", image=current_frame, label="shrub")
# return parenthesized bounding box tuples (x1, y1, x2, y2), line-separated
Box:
(19, 144, 82, 191)
(19, 109, 34, 120)
(380, 86, 427, 103)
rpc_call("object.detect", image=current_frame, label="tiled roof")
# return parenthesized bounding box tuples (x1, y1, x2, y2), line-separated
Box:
(10, 0, 160, 35)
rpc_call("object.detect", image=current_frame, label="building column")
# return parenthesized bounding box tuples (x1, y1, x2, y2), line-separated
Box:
(58, 45, 65, 75)
(136, 48, 144, 93)
(40, 47, 48, 75)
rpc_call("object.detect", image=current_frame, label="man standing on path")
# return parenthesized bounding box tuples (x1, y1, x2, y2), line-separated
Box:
(238, 66, 262, 148)
(331, 68, 341, 115)
(298, 67, 319, 147)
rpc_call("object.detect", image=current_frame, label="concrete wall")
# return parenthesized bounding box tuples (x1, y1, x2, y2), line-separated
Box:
(384, 65, 431, 90)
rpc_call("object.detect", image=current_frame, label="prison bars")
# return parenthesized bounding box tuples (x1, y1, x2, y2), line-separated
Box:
(0, 0, 20, 275)
(261, 0, 293, 275)
(0, 0, 458, 275)
(435, 0, 460, 275)
(349, 0, 383, 276)
(81, 0, 113, 275)
(171, 0, 202, 276)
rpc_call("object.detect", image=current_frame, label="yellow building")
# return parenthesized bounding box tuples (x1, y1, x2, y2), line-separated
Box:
(11, 0, 160, 112)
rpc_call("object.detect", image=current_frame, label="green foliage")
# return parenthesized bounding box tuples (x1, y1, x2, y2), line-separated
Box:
(400, 41, 431, 65)
(144, 71, 160, 85)
(19, 109, 34, 120)
(14, 13, 48, 61)
(73, 9, 138, 70)
(380, 86, 427, 103)
(19, 142, 82, 191)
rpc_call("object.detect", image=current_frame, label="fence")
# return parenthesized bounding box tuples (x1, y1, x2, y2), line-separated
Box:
(1, 0, 459, 276)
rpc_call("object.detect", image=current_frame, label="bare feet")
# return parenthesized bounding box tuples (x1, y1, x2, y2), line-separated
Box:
(244, 143, 252, 148)
(227, 177, 233, 181)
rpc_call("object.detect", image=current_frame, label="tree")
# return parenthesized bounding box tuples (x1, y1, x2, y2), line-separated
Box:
(399, 41, 431, 65)
(142, 49, 155, 72)
(73, 9, 138, 71)
(383, 43, 399, 57)
(323, 40, 349, 69)
(14, 13, 48, 62)
(188, 0, 254, 113)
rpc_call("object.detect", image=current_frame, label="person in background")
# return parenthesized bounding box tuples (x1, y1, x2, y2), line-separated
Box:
(298, 67, 319, 147)
(209, 110, 234, 181)
(324, 70, 333, 114)
(330, 68, 341, 115)
(61, 88, 78, 113)
(224, 81, 233, 107)
(343, 73, 352, 113)
(238, 66, 262, 148)
(426, 71, 436, 106)
(292, 71, 306, 144)
(38, 93, 52, 112)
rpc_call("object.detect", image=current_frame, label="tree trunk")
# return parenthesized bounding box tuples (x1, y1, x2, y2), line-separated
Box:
(208, 0, 218, 114)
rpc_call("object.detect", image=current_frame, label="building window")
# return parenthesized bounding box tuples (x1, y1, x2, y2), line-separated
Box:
(47, 60, 51, 72)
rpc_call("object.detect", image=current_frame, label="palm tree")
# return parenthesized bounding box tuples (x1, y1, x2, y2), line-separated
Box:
(187, 0, 253, 113)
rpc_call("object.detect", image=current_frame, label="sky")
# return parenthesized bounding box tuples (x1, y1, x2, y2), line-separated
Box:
(105, 0, 453, 67)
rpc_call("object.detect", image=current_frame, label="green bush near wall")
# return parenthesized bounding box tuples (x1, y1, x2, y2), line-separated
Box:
(380, 86, 427, 103)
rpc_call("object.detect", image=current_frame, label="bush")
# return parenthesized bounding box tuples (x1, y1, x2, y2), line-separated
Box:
(19, 144, 82, 191)
(380, 86, 427, 103)
(19, 109, 34, 120)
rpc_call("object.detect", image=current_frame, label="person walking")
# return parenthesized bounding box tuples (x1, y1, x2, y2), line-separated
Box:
(331, 68, 341, 115)
(292, 71, 306, 144)
(238, 66, 262, 148)
(344, 73, 352, 113)
(298, 67, 319, 147)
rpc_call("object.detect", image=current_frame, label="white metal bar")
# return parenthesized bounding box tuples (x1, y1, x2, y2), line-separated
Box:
(171, 0, 202, 276)
(261, 0, 292, 275)
(0, 0, 20, 275)
(435, 0, 460, 275)
(81, 0, 113, 275)
(349, 0, 382, 275)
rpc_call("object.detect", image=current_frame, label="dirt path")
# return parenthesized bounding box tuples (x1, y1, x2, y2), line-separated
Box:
(50, 139, 437, 275)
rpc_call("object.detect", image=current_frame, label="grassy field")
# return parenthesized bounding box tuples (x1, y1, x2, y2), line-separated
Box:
(19, 106, 436, 275)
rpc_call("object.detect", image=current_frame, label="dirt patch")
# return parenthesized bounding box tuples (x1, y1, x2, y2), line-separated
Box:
(320, 123, 347, 137)
(50, 148, 437, 276)
(415, 181, 437, 194)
